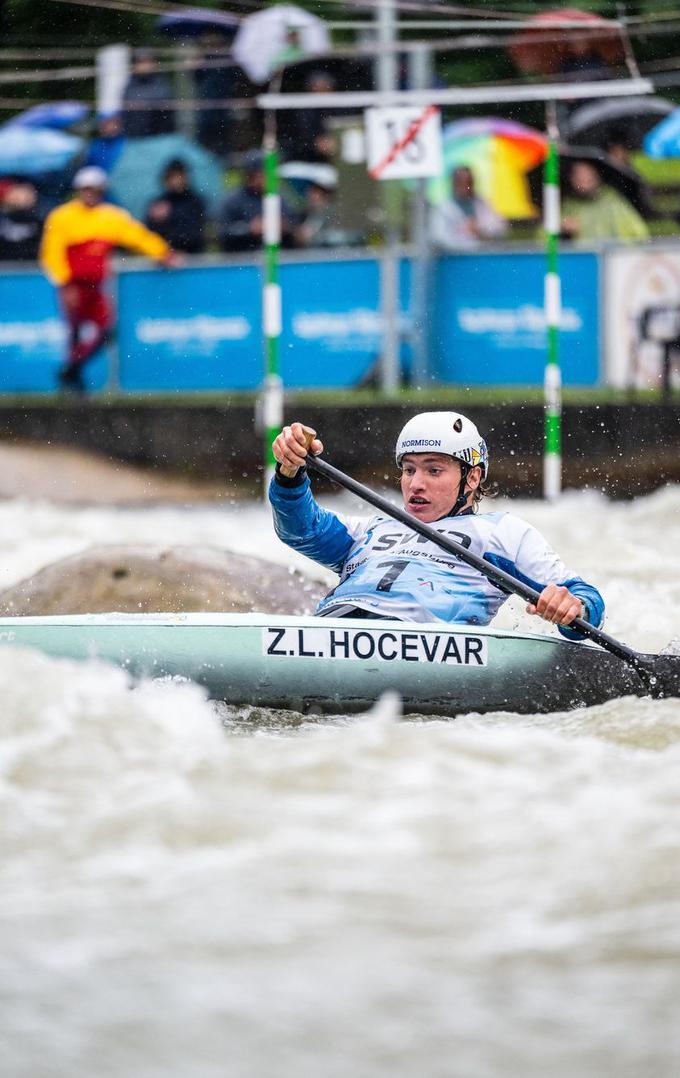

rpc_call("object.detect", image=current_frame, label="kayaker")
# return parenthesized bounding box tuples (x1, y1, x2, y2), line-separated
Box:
(269, 413, 604, 638)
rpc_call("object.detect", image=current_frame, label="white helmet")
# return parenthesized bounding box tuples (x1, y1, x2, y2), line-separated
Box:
(73, 166, 108, 190)
(395, 411, 489, 478)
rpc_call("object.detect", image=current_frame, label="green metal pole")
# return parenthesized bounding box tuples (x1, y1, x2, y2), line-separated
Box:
(262, 134, 283, 491)
(543, 128, 562, 501)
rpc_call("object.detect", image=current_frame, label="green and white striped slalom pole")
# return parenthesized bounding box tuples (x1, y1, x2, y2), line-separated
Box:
(543, 137, 562, 502)
(262, 137, 283, 493)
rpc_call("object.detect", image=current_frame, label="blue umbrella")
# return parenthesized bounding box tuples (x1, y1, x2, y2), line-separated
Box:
(108, 133, 224, 219)
(0, 126, 84, 176)
(155, 7, 239, 38)
(644, 109, 680, 158)
(5, 101, 90, 131)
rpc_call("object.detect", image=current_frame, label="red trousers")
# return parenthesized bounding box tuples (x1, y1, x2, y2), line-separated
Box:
(60, 280, 114, 368)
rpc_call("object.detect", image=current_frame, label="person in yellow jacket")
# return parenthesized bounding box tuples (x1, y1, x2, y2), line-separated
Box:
(40, 165, 181, 392)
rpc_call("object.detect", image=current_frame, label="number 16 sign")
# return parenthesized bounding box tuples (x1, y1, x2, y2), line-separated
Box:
(365, 105, 443, 181)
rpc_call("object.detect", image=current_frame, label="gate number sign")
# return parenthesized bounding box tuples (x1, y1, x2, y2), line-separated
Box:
(365, 105, 443, 181)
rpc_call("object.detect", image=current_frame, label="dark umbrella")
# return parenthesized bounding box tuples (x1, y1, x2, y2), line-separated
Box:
(563, 96, 675, 149)
(527, 145, 654, 219)
(155, 7, 240, 39)
(279, 55, 372, 96)
(508, 8, 625, 77)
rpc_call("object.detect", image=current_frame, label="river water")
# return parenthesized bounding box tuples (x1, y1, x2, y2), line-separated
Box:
(1, 484, 679, 1078)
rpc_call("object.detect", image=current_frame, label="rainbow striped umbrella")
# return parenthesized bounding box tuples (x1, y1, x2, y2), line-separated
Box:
(430, 118, 548, 220)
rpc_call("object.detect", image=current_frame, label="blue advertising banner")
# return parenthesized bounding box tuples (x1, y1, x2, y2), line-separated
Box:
(117, 264, 261, 391)
(117, 257, 400, 390)
(431, 251, 600, 385)
(0, 250, 599, 393)
(281, 258, 382, 387)
(0, 271, 108, 392)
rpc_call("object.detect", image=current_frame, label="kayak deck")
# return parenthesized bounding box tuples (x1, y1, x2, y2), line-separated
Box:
(0, 612, 645, 715)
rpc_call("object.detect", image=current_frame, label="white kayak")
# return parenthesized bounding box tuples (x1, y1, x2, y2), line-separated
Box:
(0, 611, 647, 715)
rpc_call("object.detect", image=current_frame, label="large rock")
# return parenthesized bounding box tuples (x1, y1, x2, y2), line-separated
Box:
(0, 545, 326, 616)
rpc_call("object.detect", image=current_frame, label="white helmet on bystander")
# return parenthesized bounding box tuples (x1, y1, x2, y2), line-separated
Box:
(73, 166, 108, 190)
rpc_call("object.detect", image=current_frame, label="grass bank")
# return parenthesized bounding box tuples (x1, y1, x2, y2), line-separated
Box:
(0, 386, 677, 409)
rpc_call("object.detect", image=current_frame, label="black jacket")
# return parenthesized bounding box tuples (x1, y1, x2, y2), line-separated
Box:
(122, 74, 174, 138)
(0, 209, 43, 261)
(218, 186, 297, 252)
(145, 189, 206, 254)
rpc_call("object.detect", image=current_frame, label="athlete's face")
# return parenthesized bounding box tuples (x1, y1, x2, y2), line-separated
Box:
(400, 453, 480, 523)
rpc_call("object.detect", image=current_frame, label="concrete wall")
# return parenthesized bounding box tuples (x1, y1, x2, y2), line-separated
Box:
(0, 401, 677, 499)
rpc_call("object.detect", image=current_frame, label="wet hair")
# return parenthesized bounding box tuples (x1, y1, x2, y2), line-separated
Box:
(459, 462, 495, 512)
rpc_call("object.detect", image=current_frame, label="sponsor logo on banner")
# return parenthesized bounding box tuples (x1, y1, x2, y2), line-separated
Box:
(0, 319, 66, 351)
(457, 304, 583, 346)
(292, 309, 383, 352)
(135, 315, 251, 349)
(263, 626, 487, 665)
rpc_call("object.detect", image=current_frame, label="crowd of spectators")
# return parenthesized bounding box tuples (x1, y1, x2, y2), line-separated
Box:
(0, 153, 360, 263)
(0, 48, 365, 262)
(0, 41, 677, 265)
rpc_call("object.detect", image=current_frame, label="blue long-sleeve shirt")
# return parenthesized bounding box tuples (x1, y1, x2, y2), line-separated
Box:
(269, 471, 605, 640)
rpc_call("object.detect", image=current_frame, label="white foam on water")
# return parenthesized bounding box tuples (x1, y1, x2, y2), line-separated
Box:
(1, 485, 680, 1077)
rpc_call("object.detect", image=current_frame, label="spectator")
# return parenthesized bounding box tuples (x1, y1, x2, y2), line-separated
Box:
(295, 179, 336, 247)
(145, 158, 206, 254)
(603, 127, 660, 221)
(85, 110, 127, 174)
(193, 33, 241, 158)
(40, 165, 180, 393)
(218, 151, 297, 253)
(561, 160, 649, 242)
(279, 71, 337, 164)
(429, 166, 507, 251)
(295, 173, 364, 248)
(604, 125, 636, 170)
(557, 36, 611, 120)
(559, 36, 609, 84)
(122, 48, 174, 138)
(0, 181, 44, 261)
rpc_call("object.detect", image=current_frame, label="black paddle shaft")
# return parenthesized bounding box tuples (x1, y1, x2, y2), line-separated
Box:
(305, 453, 651, 674)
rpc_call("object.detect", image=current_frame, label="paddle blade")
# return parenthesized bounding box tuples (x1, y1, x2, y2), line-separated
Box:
(635, 653, 680, 699)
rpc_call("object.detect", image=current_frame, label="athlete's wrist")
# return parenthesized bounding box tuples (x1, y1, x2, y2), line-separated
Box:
(275, 463, 307, 487)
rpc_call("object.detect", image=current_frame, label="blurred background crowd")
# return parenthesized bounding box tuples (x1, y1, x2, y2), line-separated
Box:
(5, 0, 680, 265)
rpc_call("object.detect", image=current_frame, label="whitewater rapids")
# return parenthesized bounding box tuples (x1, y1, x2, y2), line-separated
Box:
(1, 484, 679, 1078)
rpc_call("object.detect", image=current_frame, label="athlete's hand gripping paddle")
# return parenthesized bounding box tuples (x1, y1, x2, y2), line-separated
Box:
(277, 424, 321, 478)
